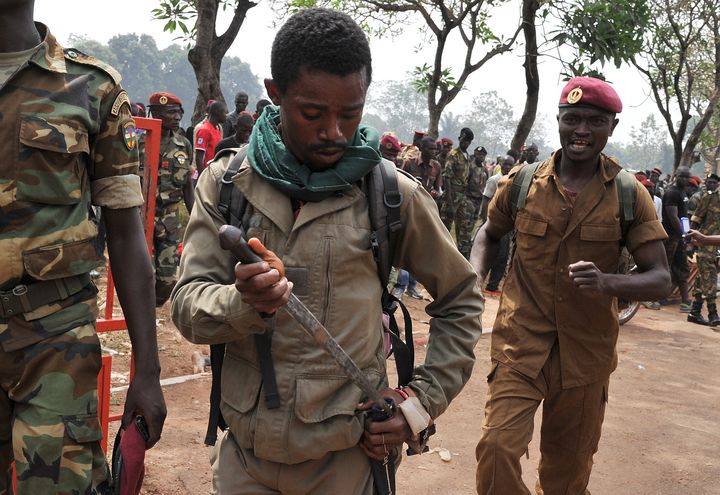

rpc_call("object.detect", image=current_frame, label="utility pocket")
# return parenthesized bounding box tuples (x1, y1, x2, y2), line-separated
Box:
(221, 353, 262, 414)
(59, 414, 105, 486)
(23, 238, 102, 280)
(17, 114, 89, 205)
(294, 375, 364, 424)
(580, 223, 621, 272)
(515, 214, 549, 266)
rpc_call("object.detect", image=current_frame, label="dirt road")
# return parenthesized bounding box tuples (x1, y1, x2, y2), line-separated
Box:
(104, 292, 720, 494)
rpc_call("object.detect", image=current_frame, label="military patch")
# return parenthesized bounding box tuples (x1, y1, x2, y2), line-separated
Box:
(111, 91, 131, 117)
(174, 151, 188, 165)
(123, 121, 137, 150)
(567, 87, 583, 105)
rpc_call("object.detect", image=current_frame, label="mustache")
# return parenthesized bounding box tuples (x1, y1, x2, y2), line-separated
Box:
(308, 141, 348, 152)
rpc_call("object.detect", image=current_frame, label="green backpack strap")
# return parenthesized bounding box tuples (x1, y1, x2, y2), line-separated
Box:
(509, 162, 542, 219)
(614, 168, 636, 247)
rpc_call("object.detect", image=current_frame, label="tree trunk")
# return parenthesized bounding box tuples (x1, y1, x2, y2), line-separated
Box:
(187, 0, 256, 125)
(427, 101, 442, 138)
(510, 0, 540, 155)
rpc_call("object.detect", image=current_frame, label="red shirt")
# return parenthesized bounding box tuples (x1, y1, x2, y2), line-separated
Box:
(194, 120, 222, 169)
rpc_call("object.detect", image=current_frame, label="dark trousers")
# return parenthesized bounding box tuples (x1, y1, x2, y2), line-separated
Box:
(486, 232, 511, 290)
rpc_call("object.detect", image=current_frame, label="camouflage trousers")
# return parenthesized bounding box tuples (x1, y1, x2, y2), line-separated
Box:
(459, 196, 483, 258)
(154, 202, 183, 307)
(440, 193, 473, 259)
(0, 323, 109, 495)
(692, 246, 718, 303)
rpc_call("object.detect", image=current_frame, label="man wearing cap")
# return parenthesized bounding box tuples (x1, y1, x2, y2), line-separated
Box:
(689, 173, 720, 325)
(146, 92, 195, 306)
(466, 146, 488, 223)
(471, 76, 670, 494)
(397, 130, 424, 163)
(650, 167, 665, 197)
(401, 136, 443, 201)
(441, 127, 474, 258)
(662, 166, 693, 312)
(379, 132, 402, 164)
(0, 3, 166, 492)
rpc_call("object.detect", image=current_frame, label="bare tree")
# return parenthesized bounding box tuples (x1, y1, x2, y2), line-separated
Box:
(632, 0, 720, 170)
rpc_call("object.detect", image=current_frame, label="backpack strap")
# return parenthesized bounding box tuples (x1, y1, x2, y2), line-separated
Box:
(368, 158, 403, 287)
(509, 162, 542, 219)
(217, 146, 249, 228)
(614, 168, 636, 246)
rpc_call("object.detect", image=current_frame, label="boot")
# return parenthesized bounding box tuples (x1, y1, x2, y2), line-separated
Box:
(707, 303, 720, 327)
(687, 300, 709, 325)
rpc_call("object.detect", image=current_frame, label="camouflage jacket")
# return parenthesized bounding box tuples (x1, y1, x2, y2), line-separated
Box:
(691, 190, 720, 235)
(466, 164, 488, 199)
(401, 156, 443, 196)
(156, 131, 193, 208)
(0, 24, 143, 351)
(442, 148, 471, 193)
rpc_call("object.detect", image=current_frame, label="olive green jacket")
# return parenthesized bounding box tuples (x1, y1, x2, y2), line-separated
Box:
(171, 153, 483, 464)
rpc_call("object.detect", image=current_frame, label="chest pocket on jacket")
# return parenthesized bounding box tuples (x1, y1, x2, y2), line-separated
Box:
(515, 214, 549, 267)
(580, 223, 621, 272)
(17, 115, 89, 205)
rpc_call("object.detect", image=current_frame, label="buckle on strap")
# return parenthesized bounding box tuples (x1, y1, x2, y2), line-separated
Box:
(12, 285, 28, 296)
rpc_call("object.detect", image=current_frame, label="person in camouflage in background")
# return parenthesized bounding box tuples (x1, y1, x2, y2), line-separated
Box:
(689, 174, 720, 326)
(465, 146, 488, 225)
(0, 3, 166, 493)
(440, 127, 474, 258)
(146, 92, 195, 306)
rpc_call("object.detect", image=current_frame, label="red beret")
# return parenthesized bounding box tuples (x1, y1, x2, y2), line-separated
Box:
(148, 92, 182, 108)
(380, 134, 402, 152)
(639, 179, 654, 187)
(559, 77, 622, 114)
(635, 172, 647, 181)
(651, 167, 662, 175)
(690, 176, 702, 186)
(441, 137, 454, 146)
(413, 130, 426, 139)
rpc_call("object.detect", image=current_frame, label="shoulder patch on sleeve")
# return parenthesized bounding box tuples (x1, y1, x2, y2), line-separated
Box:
(63, 48, 122, 84)
(110, 90, 131, 117)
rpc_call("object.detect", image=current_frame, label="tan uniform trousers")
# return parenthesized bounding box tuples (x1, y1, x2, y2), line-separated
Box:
(211, 429, 373, 494)
(476, 343, 608, 495)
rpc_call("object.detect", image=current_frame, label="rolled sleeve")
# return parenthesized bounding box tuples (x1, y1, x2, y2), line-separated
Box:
(91, 175, 143, 209)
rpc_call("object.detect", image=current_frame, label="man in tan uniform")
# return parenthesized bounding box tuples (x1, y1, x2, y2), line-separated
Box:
(471, 77, 670, 494)
(171, 8, 483, 494)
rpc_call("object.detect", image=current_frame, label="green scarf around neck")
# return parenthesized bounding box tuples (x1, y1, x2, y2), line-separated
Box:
(248, 105, 381, 202)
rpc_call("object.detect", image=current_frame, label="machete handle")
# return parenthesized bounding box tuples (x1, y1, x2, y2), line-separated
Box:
(367, 397, 396, 422)
(219, 224, 263, 265)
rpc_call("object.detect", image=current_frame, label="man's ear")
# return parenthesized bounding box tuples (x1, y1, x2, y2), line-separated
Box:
(264, 79, 281, 106)
(609, 117, 619, 136)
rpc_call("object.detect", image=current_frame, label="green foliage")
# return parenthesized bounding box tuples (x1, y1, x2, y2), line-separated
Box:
(151, 0, 241, 45)
(412, 64, 459, 94)
(549, 0, 651, 78)
(69, 33, 263, 126)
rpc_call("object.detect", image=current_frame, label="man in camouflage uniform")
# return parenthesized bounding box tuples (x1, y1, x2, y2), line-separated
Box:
(146, 92, 195, 306)
(689, 174, 720, 326)
(465, 146, 488, 225)
(440, 127, 474, 258)
(0, 5, 166, 493)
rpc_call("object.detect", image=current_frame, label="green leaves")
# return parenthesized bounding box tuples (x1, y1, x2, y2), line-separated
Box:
(412, 64, 460, 94)
(152, 0, 199, 43)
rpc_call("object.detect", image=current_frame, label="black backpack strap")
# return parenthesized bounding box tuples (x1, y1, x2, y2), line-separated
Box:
(206, 147, 280, 447)
(368, 159, 403, 287)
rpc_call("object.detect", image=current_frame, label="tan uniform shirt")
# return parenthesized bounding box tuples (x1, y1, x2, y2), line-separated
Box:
(488, 152, 667, 387)
(172, 156, 484, 464)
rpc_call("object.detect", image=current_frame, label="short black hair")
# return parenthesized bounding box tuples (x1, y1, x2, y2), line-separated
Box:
(271, 8, 372, 94)
(420, 136, 437, 148)
(460, 127, 474, 140)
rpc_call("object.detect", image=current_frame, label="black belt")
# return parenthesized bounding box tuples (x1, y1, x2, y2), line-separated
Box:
(0, 274, 92, 318)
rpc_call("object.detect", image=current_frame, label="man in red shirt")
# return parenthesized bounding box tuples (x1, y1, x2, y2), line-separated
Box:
(194, 100, 227, 177)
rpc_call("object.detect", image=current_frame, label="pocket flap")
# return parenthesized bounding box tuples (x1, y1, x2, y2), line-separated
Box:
(63, 414, 103, 443)
(295, 374, 371, 424)
(581, 223, 621, 241)
(20, 115, 89, 154)
(516, 215, 548, 237)
(221, 352, 262, 414)
(23, 238, 102, 280)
